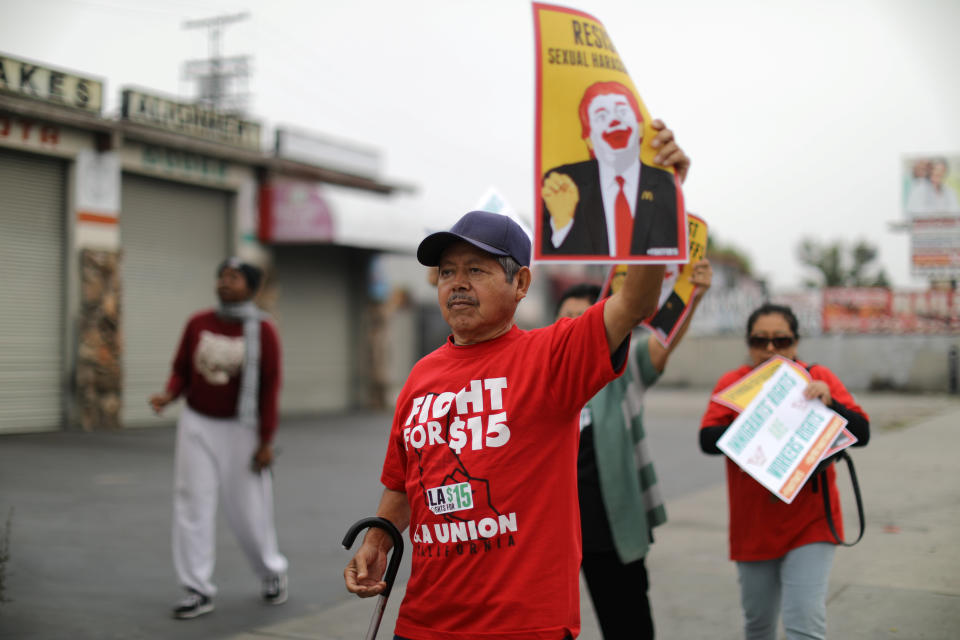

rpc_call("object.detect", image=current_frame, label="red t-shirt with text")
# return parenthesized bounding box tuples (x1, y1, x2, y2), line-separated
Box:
(700, 360, 868, 561)
(382, 300, 624, 640)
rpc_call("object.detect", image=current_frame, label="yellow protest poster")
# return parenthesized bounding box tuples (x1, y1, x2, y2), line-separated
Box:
(712, 356, 812, 413)
(533, 3, 687, 264)
(641, 213, 708, 345)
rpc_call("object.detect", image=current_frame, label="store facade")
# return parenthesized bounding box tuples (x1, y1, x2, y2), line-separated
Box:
(0, 52, 408, 433)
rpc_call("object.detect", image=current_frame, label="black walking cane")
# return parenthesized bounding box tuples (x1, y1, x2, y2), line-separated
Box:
(342, 517, 405, 640)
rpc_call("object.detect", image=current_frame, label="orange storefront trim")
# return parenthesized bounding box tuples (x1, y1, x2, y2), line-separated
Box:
(76, 212, 118, 225)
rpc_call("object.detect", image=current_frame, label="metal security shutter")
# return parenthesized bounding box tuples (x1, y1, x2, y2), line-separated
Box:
(0, 150, 66, 433)
(272, 246, 355, 414)
(121, 173, 230, 426)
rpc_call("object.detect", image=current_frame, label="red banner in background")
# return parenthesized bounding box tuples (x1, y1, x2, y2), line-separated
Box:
(822, 288, 960, 333)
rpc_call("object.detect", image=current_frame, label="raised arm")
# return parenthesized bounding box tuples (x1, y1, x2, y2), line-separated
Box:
(603, 265, 666, 352)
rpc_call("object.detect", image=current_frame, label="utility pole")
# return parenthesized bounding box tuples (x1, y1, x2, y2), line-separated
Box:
(182, 11, 251, 114)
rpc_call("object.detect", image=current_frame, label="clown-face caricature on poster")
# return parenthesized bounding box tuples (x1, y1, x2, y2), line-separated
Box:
(533, 3, 687, 264)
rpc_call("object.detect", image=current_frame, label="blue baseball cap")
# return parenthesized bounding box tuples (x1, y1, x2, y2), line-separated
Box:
(417, 211, 531, 267)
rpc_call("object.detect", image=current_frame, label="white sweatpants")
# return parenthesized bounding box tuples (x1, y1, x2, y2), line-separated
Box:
(172, 405, 288, 597)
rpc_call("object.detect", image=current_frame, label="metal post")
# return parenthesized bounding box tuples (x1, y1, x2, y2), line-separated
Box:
(949, 345, 959, 394)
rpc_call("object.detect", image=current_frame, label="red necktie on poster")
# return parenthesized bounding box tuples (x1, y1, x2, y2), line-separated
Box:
(615, 176, 632, 256)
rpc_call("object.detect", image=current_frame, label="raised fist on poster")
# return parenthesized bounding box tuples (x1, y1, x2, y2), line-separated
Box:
(541, 171, 580, 231)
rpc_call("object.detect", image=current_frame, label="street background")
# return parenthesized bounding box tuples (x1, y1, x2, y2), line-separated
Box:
(1, 389, 958, 639)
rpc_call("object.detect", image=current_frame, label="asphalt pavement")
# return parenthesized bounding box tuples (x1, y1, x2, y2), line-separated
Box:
(1, 391, 958, 639)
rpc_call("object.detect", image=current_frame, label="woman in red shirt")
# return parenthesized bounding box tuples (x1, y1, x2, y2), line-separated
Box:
(699, 304, 869, 640)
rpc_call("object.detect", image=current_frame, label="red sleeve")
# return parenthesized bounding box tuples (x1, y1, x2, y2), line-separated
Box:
(258, 320, 282, 445)
(547, 297, 629, 416)
(165, 317, 195, 399)
(699, 369, 746, 429)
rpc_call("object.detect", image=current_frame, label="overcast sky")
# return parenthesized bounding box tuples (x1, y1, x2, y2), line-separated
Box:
(4, 0, 960, 289)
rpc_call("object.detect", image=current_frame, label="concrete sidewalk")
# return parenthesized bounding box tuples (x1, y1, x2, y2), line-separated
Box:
(234, 399, 960, 640)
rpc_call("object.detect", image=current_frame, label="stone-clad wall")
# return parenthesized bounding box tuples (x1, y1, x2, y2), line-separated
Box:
(76, 250, 122, 430)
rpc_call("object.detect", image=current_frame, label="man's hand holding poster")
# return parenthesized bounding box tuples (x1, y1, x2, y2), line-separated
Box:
(715, 362, 854, 503)
(533, 3, 687, 264)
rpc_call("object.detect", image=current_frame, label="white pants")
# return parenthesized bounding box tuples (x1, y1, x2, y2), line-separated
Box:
(172, 406, 288, 597)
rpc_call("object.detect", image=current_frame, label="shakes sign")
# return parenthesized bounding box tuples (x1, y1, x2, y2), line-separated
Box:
(121, 88, 261, 151)
(0, 53, 102, 113)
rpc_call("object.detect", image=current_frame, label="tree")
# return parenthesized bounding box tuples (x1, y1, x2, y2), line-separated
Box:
(797, 238, 890, 288)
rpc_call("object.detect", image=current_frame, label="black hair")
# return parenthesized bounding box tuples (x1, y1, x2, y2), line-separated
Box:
(217, 257, 263, 293)
(746, 303, 799, 340)
(555, 283, 601, 318)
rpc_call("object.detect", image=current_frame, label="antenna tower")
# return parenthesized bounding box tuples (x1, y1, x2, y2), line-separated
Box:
(182, 12, 251, 114)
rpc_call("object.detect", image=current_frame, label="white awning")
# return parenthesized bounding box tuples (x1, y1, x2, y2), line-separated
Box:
(323, 184, 426, 253)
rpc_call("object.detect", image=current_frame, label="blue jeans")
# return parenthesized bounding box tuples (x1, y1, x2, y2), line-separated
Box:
(736, 543, 835, 640)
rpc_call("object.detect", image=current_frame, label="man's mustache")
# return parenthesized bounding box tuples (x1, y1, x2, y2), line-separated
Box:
(447, 293, 478, 308)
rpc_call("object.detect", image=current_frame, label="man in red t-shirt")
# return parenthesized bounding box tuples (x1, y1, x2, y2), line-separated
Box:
(343, 122, 689, 640)
(150, 258, 288, 619)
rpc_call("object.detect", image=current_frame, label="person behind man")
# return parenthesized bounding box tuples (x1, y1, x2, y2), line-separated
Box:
(149, 257, 288, 619)
(556, 259, 712, 640)
(541, 83, 681, 258)
(342, 121, 689, 640)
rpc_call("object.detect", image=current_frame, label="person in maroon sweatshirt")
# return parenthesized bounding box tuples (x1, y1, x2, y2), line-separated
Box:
(150, 257, 288, 619)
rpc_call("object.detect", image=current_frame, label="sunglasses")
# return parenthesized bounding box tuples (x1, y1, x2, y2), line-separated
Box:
(747, 335, 796, 349)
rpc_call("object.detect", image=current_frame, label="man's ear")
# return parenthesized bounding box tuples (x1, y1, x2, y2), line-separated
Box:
(584, 137, 593, 153)
(514, 267, 532, 302)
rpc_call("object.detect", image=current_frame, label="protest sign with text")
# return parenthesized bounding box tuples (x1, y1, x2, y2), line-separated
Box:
(533, 3, 687, 265)
(711, 356, 809, 413)
(717, 364, 848, 503)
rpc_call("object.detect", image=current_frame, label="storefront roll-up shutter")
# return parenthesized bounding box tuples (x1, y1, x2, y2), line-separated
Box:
(0, 150, 66, 433)
(272, 246, 353, 414)
(121, 173, 229, 427)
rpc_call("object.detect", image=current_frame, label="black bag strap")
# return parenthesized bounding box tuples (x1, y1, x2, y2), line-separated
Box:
(804, 363, 866, 547)
(820, 450, 865, 546)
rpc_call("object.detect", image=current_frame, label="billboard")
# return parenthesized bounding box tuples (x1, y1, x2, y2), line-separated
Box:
(903, 155, 960, 219)
(902, 155, 960, 279)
